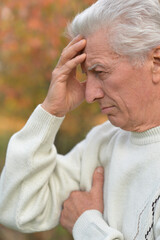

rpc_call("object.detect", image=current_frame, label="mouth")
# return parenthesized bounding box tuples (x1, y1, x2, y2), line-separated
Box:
(101, 106, 116, 114)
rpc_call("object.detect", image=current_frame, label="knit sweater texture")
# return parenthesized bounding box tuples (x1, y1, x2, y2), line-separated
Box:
(1, 105, 160, 240)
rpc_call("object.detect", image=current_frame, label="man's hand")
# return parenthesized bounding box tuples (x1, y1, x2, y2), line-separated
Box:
(60, 167, 104, 233)
(42, 35, 87, 117)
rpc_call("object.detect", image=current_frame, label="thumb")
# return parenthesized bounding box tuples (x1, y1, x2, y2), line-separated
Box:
(91, 167, 104, 196)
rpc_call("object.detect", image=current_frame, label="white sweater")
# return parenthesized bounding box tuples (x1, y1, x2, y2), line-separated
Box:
(1, 105, 160, 240)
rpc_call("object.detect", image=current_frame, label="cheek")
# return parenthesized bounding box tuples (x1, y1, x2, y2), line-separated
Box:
(118, 90, 139, 108)
(102, 73, 127, 95)
(102, 80, 128, 107)
(109, 87, 139, 115)
(102, 69, 143, 108)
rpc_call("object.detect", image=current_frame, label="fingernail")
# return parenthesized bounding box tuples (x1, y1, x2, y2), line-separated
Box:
(96, 167, 104, 173)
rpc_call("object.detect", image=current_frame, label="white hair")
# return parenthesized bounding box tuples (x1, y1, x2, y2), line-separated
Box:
(67, 0, 160, 63)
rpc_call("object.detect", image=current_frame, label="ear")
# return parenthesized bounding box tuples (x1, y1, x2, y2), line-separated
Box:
(152, 46, 160, 84)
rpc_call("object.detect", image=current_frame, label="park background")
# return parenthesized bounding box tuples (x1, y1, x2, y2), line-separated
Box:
(0, 0, 107, 239)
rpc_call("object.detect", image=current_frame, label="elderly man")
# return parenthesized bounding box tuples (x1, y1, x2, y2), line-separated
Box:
(1, 0, 160, 239)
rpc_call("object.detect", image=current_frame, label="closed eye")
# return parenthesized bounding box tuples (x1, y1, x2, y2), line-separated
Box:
(94, 70, 105, 77)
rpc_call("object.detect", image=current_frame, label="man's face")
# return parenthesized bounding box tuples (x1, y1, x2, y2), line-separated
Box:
(82, 29, 154, 131)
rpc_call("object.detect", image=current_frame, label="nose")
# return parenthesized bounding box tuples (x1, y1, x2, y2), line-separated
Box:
(85, 77, 104, 103)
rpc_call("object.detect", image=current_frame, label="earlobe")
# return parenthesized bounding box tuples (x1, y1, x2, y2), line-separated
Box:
(152, 47, 160, 84)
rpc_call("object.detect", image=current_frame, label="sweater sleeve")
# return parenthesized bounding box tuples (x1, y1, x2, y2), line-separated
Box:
(0, 105, 85, 233)
(73, 210, 124, 240)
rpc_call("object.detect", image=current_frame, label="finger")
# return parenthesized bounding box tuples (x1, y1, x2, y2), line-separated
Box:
(60, 53, 86, 76)
(58, 39, 86, 67)
(80, 81, 86, 91)
(60, 210, 65, 228)
(81, 81, 86, 87)
(67, 34, 84, 47)
(91, 167, 104, 196)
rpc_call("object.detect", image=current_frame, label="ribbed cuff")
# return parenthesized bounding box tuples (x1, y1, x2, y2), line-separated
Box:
(23, 105, 65, 142)
(73, 210, 123, 240)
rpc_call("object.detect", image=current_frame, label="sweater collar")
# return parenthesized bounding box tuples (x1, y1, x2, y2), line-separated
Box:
(130, 125, 160, 145)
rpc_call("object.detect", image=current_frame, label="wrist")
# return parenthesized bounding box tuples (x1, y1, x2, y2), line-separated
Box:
(41, 102, 66, 117)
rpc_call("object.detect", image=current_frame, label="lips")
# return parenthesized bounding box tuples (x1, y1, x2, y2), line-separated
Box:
(101, 106, 116, 114)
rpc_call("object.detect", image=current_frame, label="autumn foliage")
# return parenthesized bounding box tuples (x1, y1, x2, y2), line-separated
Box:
(0, 0, 107, 142)
(0, 0, 95, 117)
(0, 0, 107, 239)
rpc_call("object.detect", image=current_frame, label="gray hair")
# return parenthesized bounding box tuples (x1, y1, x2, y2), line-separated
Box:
(67, 0, 160, 63)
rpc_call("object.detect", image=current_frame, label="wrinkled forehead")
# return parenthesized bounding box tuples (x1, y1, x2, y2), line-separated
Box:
(81, 30, 120, 71)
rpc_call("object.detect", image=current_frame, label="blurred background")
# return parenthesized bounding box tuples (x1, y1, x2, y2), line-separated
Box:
(0, 0, 107, 239)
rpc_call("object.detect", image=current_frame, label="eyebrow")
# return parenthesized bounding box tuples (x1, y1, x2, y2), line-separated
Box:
(81, 63, 106, 74)
(87, 63, 105, 71)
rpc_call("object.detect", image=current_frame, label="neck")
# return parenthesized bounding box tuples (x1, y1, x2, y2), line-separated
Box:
(126, 107, 160, 133)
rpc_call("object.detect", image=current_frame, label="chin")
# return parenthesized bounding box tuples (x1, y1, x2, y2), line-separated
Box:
(108, 115, 129, 131)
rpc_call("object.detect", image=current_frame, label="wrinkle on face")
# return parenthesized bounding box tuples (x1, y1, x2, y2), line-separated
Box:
(80, 28, 157, 131)
(82, 29, 120, 73)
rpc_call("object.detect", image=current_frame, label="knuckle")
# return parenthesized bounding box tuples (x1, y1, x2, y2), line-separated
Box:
(95, 172, 104, 180)
(52, 69, 57, 76)
(70, 190, 79, 197)
(60, 210, 63, 221)
(60, 216, 65, 226)
(97, 175, 104, 182)
(60, 51, 66, 59)
(70, 191, 76, 198)
(63, 200, 68, 208)
(63, 45, 68, 51)
(52, 68, 55, 74)
(65, 61, 72, 70)
(51, 71, 55, 77)
(52, 68, 60, 78)
(60, 52, 64, 58)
